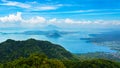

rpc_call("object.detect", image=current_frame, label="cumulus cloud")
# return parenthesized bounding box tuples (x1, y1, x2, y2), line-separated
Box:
(49, 18, 57, 23)
(0, 12, 22, 22)
(22, 16, 46, 24)
(0, 12, 46, 25)
(64, 18, 74, 24)
(0, 12, 120, 28)
(63, 18, 93, 24)
(63, 18, 120, 25)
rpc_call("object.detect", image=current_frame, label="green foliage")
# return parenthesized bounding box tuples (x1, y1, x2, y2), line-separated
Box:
(0, 39, 75, 63)
(0, 39, 120, 68)
(63, 59, 120, 68)
(77, 59, 120, 68)
(2, 54, 66, 68)
(2, 54, 120, 68)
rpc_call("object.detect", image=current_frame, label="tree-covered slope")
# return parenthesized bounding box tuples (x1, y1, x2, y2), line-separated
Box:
(63, 59, 120, 68)
(0, 54, 66, 68)
(0, 39, 75, 63)
(0, 39, 120, 68)
(0, 54, 120, 68)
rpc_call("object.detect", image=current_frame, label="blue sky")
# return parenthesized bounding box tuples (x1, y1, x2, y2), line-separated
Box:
(0, 0, 120, 28)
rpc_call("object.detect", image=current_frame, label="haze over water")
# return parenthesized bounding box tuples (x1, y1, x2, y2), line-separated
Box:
(0, 27, 117, 53)
(0, 0, 119, 53)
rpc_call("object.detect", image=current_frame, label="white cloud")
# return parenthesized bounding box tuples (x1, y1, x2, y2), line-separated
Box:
(64, 18, 74, 24)
(49, 18, 57, 23)
(64, 18, 92, 24)
(33, 6, 58, 11)
(0, 12, 46, 25)
(0, 12, 22, 22)
(32, 4, 63, 11)
(38, 10, 97, 14)
(63, 18, 120, 25)
(33, 9, 120, 14)
(1, 0, 60, 10)
(0, 12, 120, 28)
(1, 0, 31, 8)
(23, 16, 46, 24)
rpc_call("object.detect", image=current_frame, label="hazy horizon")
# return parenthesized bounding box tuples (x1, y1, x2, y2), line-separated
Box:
(0, 0, 120, 53)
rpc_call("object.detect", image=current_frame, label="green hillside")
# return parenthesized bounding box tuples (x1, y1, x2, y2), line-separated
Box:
(0, 39, 75, 63)
(0, 39, 120, 68)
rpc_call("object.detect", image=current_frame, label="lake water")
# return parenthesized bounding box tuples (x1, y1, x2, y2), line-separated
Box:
(0, 28, 116, 53)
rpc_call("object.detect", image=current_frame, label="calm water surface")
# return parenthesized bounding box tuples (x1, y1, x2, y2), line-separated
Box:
(0, 29, 116, 53)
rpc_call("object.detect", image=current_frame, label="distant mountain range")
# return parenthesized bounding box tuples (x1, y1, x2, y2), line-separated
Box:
(0, 29, 79, 39)
(43, 25, 60, 30)
(0, 25, 80, 39)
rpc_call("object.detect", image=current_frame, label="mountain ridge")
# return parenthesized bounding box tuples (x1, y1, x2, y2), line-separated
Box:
(0, 38, 76, 63)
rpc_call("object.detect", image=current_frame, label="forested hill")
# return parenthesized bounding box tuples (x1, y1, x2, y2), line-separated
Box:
(0, 39, 120, 68)
(1, 54, 120, 68)
(0, 39, 76, 63)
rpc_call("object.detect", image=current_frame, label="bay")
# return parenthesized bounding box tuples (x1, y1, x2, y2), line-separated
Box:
(0, 28, 116, 53)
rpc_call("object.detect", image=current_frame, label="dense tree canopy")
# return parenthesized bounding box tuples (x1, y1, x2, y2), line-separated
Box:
(0, 54, 120, 68)
(0, 39, 75, 63)
(0, 39, 120, 68)
(1, 54, 66, 68)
